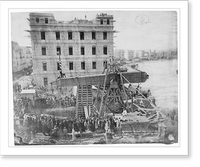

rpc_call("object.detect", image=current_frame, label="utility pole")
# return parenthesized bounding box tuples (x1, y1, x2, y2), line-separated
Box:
(58, 52, 64, 78)
(58, 52, 63, 94)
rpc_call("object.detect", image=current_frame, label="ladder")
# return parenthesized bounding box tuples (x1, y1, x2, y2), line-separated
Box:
(76, 85, 93, 118)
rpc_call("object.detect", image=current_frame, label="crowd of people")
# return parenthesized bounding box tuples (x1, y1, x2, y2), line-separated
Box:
(34, 94, 76, 109)
(14, 112, 122, 140)
(13, 83, 156, 143)
(60, 94, 76, 107)
(14, 97, 31, 115)
(13, 92, 76, 112)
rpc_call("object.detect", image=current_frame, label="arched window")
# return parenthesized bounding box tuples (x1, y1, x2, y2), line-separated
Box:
(69, 62, 73, 70)
(92, 46, 96, 55)
(68, 31, 72, 40)
(92, 31, 96, 40)
(42, 62, 47, 71)
(41, 47, 46, 55)
(103, 46, 107, 55)
(43, 77, 48, 86)
(69, 46, 73, 55)
(45, 18, 48, 24)
(56, 32, 60, 40)
(36, 18, 39, 23)
(103, 32, 107, 40)
(81, 46, 85, 55)
(57, 46, 61, 55)
(81, 62, 85, 70)
(107, 19, 110, 25)
(41, 31, 45, 40)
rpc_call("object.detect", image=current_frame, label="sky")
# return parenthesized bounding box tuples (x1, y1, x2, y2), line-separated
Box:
(11, 11, 177, 51)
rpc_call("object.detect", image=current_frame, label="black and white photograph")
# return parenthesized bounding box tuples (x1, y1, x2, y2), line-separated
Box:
(11, 10, 179, 146)
(11, 10, 178, 145)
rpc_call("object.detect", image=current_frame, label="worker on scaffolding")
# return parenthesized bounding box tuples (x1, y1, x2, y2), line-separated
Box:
(136, 84, 140, 96)
(147, 89, 152, 97)
(122, 109, 127, 116)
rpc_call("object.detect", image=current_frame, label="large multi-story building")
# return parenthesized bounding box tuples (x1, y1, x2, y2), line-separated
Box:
(29, 13, 114, 88)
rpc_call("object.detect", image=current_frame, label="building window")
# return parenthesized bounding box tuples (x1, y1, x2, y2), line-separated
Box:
(92, 32, 96, 40)
(56, 32, 60, 40)
(57, 47, 61, 55)
(69, 62, 73, 70)
(36, 18, 39, 23)
(45, 18, 48, 24)
(103, 32, 107, 40)
(107, 19, 110, 25)
(42, 47, 46, 55)
(100, 19, 103, 25)
(43, 62, 47, 71)
(68, 32, 72, 40)
(41, 31, 45, 40)
(57, 62, 61, 71)
(81, 62, 85, 70)
(92, 46, 96, 55)
(103, 46, 107, 55)
(103, 61, 108, 68)
(43, 77, 48, 86)
(81, 47, 85, 55)
(80, 32, 84, 40)
(69, 47, 73, 55)
(92, 62, 96, 69)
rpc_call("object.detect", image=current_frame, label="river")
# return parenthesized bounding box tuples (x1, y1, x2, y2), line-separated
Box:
(127, 59, 178, 110)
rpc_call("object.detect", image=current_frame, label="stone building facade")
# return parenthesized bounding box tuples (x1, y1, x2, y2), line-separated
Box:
(29, 13, 114, 88)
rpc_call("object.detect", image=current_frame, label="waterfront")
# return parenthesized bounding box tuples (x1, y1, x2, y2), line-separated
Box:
(128, 59, 178, 111)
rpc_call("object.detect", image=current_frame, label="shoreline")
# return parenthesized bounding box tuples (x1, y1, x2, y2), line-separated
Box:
(125, 57, 178, 64)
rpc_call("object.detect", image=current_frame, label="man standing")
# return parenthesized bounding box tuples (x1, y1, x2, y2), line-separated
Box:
(71, 126, 76, 141)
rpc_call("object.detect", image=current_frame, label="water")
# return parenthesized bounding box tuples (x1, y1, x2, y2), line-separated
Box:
(128, 59, 178, 110)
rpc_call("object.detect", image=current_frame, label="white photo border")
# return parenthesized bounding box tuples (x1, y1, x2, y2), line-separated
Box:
(0, 1, 188, 155)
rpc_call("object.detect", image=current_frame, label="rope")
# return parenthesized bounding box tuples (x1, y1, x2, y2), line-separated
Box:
(120, 72, 162, 121)
(119, 72, 128, 104)
(131, 102, 147, 114)
(99, 68, 109, 116)
(121, 74, 157, 109)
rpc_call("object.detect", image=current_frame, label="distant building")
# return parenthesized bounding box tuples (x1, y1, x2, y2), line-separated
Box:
(154, 49, 177, 59)
(29, 13, 114, 88)
(114, 49, 125, 60)
(12, 41, 32, 73)
(134, 50, 143, 58)
(142, 50, 150, 60)
(149, 50, 157, 59)
(143, 51, 149, 57)
(127, 50, 134, 60)
(158, 51, 167, 59)
(21, 46, 33, 67)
